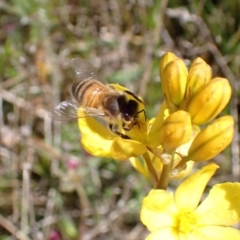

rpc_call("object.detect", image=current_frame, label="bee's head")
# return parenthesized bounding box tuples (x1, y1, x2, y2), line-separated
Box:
(117, 96, 139, 131)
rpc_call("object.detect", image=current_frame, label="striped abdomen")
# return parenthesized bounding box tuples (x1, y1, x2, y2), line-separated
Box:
(71, 79, 118, 109)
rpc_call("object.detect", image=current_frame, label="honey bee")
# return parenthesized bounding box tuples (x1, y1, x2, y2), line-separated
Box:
(52, 58, 146, 139)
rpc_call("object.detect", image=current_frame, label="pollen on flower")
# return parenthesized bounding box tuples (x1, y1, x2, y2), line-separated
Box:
(177, 211, 197, 233)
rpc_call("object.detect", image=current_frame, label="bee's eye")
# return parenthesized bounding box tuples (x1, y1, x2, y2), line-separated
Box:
(123, 113, 131, 122)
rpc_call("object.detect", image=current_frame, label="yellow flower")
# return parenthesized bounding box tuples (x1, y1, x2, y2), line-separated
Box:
(184, 57, 212, 103)
(161, 58, 188, 111)
(159, 52, 178, 81)
(187, 77, 232, 125)
(141, 164, 240, 240)
(187, 115, 234, 161)
(176, 115, 234, 169)
(159, 110, 192, 152)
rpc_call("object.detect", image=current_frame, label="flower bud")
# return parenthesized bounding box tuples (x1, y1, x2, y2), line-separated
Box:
(185, 58, 212, 100)
(148, 101, 169, 148)
(186, 115, 234, 162)
(191, 57, 207, 65)
(187, 77, 232, 125)
(159, 52, 178, 81)
(162, 59, 188, 107)
(159, 111, 192, 152)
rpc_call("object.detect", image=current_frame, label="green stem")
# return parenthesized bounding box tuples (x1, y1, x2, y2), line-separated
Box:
(156, 153, 174, 190)
(143, 152, 159, 186)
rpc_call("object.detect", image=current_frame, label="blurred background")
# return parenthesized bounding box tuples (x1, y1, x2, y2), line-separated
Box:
(0, 0, 240, 239)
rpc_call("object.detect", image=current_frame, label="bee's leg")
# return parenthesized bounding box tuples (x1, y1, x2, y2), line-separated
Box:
(135, 109, 146, 129)
(109, 124, 130, 139)
(137, 109, 146, 121)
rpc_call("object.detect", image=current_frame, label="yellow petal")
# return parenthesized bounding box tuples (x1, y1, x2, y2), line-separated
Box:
(186, 115, 234, 162)
(146, 228, 178, 240)
(162, 58, 188, 107)
(171, 161, 194, 180)
(159, 52, 178, 81)
(190, 226, 240, 240)
(78, 117, 115, 157)
(129, 157, 150, 179)
(171, 124, 200, 172)
(159, 111, 192, 152)
(148, 101, 169, 148)
(191, 57, 207, 65)
(141, 190, 177, 231)
(111, 137, 147, 161)
(174, 125, 200, 158)
(187, 77, 232, 125)
(175, 164, 219, 211)
(195, 183, 240, 226)
(185, 59, 212, 101)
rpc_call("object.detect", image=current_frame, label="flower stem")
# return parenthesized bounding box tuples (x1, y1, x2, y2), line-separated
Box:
(174, 156, 188, 170)
(143, 152, 159, 186)
(156, 153, 173, 190)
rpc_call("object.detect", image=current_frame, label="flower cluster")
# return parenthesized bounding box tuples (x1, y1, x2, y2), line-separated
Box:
(78, 52, 233, 188)
(156, 53, 233, 168)
(76, 52, 239, 239)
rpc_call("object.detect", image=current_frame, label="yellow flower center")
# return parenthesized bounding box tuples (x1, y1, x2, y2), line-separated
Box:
(177, 211, 197, 233)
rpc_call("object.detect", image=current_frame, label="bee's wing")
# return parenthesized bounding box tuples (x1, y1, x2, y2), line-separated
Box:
(50, 100, 105, 121)
(71, 58, 105, 83)
(50, 101, 79, 121)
